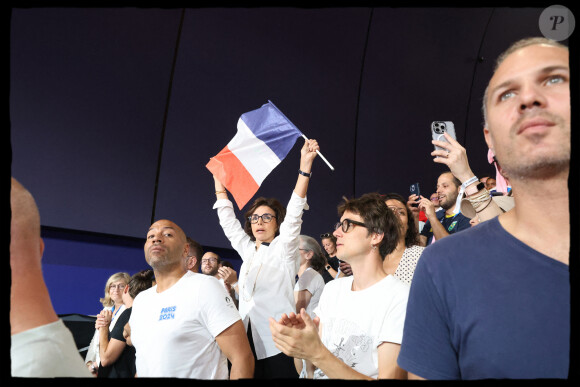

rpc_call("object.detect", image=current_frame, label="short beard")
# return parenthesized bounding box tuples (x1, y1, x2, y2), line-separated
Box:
(501, 156, 570, 181)
(203, 267, 219, 276)
(439, 193, 458, 211)
(496, 111, 570, 181)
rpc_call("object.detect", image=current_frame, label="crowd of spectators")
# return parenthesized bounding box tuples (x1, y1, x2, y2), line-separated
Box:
(10, 37, 570, 380)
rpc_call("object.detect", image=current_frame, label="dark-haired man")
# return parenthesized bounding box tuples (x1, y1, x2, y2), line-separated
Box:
(270, 193, 409, 379)
(415, 171, 471, 246)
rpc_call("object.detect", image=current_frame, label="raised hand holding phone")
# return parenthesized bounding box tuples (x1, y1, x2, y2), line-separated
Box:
(409, 183, 421, 207)
(431, 131, 475, 183)
(431, 121, 457, 151)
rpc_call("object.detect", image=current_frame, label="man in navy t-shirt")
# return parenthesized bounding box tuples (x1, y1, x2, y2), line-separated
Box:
(415, 171, 471, 246)
(398, 37, 570, 379)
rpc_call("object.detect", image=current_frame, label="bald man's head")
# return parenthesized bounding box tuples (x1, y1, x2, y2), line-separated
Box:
(11, 177, 44, 266)
(11, 178, 41, 237)
(144, 219, 189, 272)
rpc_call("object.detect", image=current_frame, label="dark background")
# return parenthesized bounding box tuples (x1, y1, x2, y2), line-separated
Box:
(9, 6, 571, 315)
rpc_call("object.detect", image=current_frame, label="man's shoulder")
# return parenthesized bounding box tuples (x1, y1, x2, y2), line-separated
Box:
(323, 275, 353, 293)
(425, 217, 503, 259)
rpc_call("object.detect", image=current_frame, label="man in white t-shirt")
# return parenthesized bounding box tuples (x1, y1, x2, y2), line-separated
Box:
(129, 219, 254, 379)
(201, 251, 238, 308)
(270, 193, 409, 379)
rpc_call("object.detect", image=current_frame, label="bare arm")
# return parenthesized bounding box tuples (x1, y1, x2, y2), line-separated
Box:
(293, 139, 319, 198)
(97, 310, 127, 367)
(294, 289, 313, 314)
(418, 196, 450, 241)
(408, 372, 426, 380)
(432, 133, 504, 222)
(215, 320, 254, 379)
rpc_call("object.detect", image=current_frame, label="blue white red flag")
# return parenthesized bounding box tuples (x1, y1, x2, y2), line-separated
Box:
(206, 101, 303, 209)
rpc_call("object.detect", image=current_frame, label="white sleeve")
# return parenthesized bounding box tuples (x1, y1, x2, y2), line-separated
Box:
(213, 198, 253, 260)
(378, 284, 410, 345)
(276, 192, 307, 264)
(198, 278, 242, 338)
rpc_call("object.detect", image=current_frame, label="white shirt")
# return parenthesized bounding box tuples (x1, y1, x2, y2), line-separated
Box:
(213, 192, 307, 359)
(294, 267, 325, 318)
(313, 275, 409, 379)
(394, 245, 425, 285)
(130, 271, 240, 378)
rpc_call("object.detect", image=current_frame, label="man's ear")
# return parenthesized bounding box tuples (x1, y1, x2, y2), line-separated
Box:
(187, 257, 197, 271)
(483, 126, 494, 152)
(371, 232, 385, 247)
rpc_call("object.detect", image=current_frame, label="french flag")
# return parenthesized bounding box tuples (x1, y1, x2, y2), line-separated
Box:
(206, 101, 303, 209)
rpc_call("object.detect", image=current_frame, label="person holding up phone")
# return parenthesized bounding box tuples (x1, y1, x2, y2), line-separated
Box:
(413, 171, 471, 246)
(432, 132, 510, 224)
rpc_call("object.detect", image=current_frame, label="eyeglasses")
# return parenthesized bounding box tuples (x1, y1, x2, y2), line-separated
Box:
(201, 258, 218, 264)
(320, 233, 332, 238)
(334, 219, 368, 233)
(109, 283, 126, 290)
(248, 213, 276, 224)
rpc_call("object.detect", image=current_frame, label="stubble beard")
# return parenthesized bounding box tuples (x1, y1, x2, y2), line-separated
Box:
(492, 111, 570, 181)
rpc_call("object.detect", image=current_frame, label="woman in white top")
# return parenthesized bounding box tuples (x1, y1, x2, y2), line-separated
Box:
(84, 272, 130, 376)
(212, 138, 319, 378)
(382, 193, 425, 285)
(295, 235, 326, 317)
(295, 234, 326, 378)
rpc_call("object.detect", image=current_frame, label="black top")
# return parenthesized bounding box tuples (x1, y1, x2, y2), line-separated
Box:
(321, 256, 340, 283)
(97, 308, 136, 378)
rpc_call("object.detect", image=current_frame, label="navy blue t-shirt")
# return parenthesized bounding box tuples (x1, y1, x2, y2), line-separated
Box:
(399, 217, 569, 379)
(420, 210, 470, 245)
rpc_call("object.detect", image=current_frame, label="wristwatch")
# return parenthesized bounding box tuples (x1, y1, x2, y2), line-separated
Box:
(325, 264, 331, 270)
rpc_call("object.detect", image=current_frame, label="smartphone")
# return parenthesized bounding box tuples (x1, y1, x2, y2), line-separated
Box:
(409, 182, 421, 207)
(431, 121, 457, 151)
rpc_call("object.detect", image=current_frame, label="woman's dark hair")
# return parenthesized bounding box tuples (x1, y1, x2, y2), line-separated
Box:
(128, 269, 155, 299)
(337, 192, 400, 259)
(382, 192, 420, 247)
(243, 197, 286, 241)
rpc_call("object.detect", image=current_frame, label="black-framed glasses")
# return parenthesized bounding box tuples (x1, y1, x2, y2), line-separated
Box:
(248, 213, 277, 224)
(334, 218, 368, 233)
(320, 233, 332, 238)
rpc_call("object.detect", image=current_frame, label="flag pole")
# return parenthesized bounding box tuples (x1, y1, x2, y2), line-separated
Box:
(268, 100, 335, 171)
(301, 134, 334, 171)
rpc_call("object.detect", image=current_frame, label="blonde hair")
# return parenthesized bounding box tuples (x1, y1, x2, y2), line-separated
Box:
(99, 272, 130, 307)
